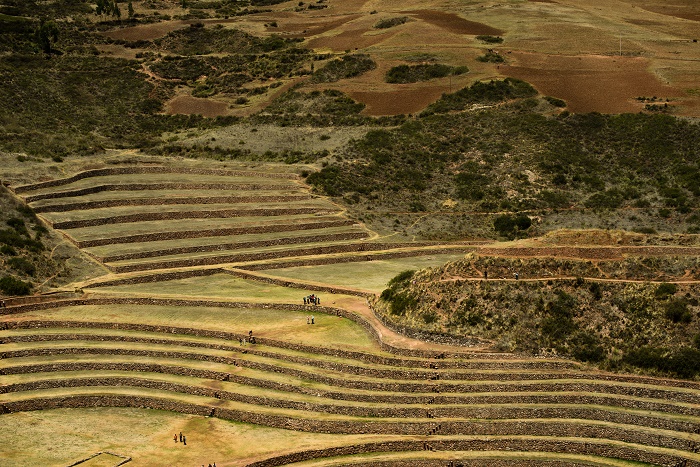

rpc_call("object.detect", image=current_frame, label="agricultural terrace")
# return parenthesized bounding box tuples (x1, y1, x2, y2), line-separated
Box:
(1, 161, 700, 466)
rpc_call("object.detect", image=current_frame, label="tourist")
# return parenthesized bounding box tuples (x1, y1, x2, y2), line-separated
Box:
(311, 316, 315, 324)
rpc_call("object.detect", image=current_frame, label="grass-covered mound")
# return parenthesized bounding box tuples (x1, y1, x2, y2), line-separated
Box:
(311, 54, 376, 83)
(0, 190, 95, 296)
(385, 63, 468, 84)
(376, 256, 700, 378)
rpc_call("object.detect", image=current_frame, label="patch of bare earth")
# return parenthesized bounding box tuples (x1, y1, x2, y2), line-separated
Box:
(350, 86, 450, 116)
(165, 95, 229, 117)
(639, 4, 700, 22)
(306, 27, 391, 52)
(103, 20, 188, 41)
(501, 52, 683, 114)
(270, 14, 362, 39)
(407, 9, 503, 36)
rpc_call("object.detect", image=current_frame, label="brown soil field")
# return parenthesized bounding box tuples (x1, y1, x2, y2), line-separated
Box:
(165, 95, 229, 118)
(306, 26, 392, 52)
(350, 85, 450, 116)
(407, 9, 504, 36)
(638, 2, 700, 23)
(501, 52, 684, 114)
(103, 20, 188, 41)
(266, 13, 362, 39)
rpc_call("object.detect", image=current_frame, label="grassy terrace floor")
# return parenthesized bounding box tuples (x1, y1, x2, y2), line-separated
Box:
(65, 215, 348, 241)
(84, 226, 368, 259)
(3, 303, 379, 351)
(258, 254, 472, 292)
(39, 200, 334, 224)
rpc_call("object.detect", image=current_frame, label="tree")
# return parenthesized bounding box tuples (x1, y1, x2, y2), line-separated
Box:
(35, 19, 59, 55)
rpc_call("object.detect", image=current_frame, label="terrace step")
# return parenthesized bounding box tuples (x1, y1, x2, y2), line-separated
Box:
(73, 218, 358, 247)
(31, 194, 313, 213)
(12, 166, 297, 194)
(50, 207, 334, 230)
(2, 387, 699, 456)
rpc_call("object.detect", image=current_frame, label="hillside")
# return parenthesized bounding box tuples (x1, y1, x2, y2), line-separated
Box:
(1, 0, 700, 466)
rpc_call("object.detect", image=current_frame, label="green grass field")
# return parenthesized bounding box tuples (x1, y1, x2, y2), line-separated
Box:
(9, 303, 378, 351)
(259, 253, 469, 292)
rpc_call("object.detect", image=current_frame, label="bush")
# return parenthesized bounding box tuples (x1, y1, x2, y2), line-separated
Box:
(374, 16, 408, 29)
(0, 275, 31, 295)
(664, 299, 692, 324)
(570, 331, 605, 362)
(477, 51, 505, 63)
(8, 256, 36, 276)
(655, 282, 677, 299)
(624, 346, 700, 379)
(476, 35, 503, 44)
(311, 54, 376, 83)
(493, 213, 531, 238)
(385, 64, 466, 84)
(544, 96, 566, 107)
(0, 245, 17, 256)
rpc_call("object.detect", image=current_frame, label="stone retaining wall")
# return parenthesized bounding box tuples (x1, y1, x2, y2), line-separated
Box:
(244, 439, 697, 467)
(0, 323, 555, 369)
(4, 359, 699, 409)
(2, 395, 698, 464)
(2, 376, 699, 436)
(224, 268, 376, 298)
(13, 166, 297, 194)
(110, 242, 445, 273)
(76, 219, 356, 248)
(33, 195, 312, 213)
(23, 183, 296, 203)
(239, 248, 475, 271)
(101, 232, 369, 263)
(51, 207, 326, 230)
(8, 314, 700, 394)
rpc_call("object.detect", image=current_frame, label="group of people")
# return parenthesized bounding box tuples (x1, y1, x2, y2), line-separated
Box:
(306, 315, 315, 325)
(303, 294, 320, 305)
(174, 432, 187, 445)
(0, 300, 6, 308)
(239, 330, 255, 345)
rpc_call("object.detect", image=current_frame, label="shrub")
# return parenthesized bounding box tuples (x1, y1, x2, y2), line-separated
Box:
(374, 16, 407, 29)
(570, 331, 605, 362)
(655, 282, 677, 299)
(422, 311, 439, 324)
(541, 291, 577, 342)
(388, 291, 417, 316)
(388, 269, 415, 287)
(311, 54, 376, 83)
(624, 346, 700, 379)
(493, 213, 531, 238)
(476, 35, 503, 44)
(0, 245, 17, 256)
(0, 275, 31, 295)
(477, 51, 505, 63)
(8, 256, 36, 276)
(664, 299, 692, 324)
(544, 96, 566, 107)
(385, 64, 466, 84)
